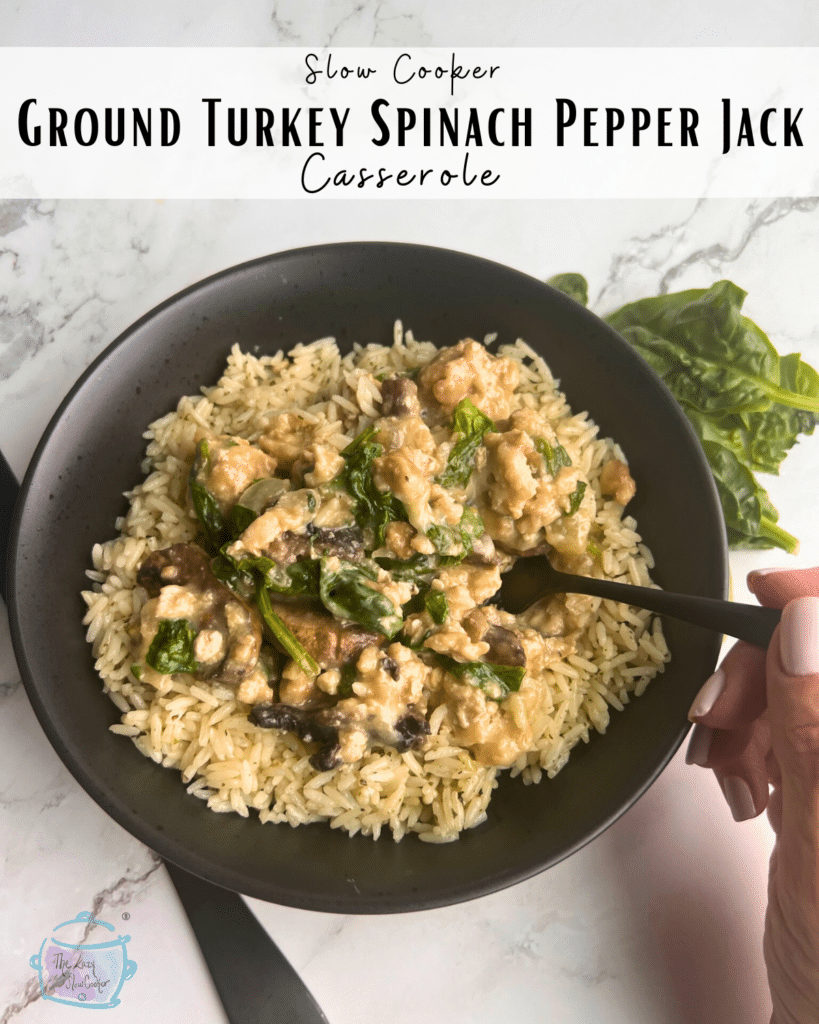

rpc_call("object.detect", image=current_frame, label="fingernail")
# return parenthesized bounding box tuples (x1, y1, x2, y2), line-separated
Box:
(688, 670, 726, 720)
(780, 597, 819, 676)
(685, 724, 713, 766)
(748, 566, 791, 586)
(721, 775, 757, 821)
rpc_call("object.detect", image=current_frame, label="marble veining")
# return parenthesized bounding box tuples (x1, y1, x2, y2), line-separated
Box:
(3, 0, 819, 46)
(3, 8, 819, 1022)
(4, 194, 819, 1023)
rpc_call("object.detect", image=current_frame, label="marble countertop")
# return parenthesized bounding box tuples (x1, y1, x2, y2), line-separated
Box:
(3, 7, 819, 1024)
(4, 194, 819, 1024)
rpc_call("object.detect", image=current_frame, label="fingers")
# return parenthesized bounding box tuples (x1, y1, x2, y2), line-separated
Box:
(688, 641, 767, 730)
(747, 565, 819, 609)
(765, 597, 819, 834)
(686, 717, 771, 820)
(685, 568, 819, 827)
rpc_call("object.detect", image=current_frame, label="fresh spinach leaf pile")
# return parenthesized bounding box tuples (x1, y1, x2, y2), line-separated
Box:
(548, 275, 819, 553)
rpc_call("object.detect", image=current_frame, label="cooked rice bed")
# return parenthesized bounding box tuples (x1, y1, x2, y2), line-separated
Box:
(82, 328, 668, 842)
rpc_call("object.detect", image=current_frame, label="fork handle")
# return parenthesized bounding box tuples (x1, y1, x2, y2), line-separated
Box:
(556, 572, 781, 649)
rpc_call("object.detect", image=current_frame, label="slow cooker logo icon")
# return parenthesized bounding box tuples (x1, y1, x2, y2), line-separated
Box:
(29, 911, 137, 1009)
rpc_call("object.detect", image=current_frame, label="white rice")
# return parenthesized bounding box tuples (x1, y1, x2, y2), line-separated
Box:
(82, 326, 669, 842)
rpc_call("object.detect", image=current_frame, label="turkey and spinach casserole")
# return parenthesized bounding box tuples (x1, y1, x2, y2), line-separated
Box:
(83, 326, 669, 842)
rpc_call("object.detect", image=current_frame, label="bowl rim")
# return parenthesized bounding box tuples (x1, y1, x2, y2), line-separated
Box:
(8, 241, 727, 911)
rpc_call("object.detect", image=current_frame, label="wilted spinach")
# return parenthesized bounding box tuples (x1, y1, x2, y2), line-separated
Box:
(374, 552, 437, 583)
(427, 506, 485, 564)
(424, 589, 449, 625)
(189, 439, 260, 553)
(565, 481, 587, 516)
(437, 398, 495, 488)
(339, 425, 408, 547)
(548, 274, 819, 553)
(256, 585, 319, 676)
(535, 437, 572, 477)
(189, 441, 227, 551)
(434, 653, 525, 697)
(319, 558, 403, 638)
(145, 618, 198, 675)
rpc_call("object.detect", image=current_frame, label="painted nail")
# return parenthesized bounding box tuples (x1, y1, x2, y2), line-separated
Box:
(748, 566, 791, 581)
(688, 669, 726, 720)
(721, 775, 757, 822)
(685, 724, 713, 766)
(780, 597, 819, 676)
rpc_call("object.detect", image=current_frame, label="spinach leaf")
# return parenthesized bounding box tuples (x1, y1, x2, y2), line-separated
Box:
(437, 398, 495, 489)
(434, 653, 525, 698)
(547, 272, 817, 552)
(266, 558, 321, 599)
(210, 551, 255, 596)
(547, 272, 589, 307)
(319, 558, 403, 638)
(337, 662, 357, 698)
(535, 437, 572, 476)
(339, 425, 407, 547)
(587, 540, 603, 560)
(256, 585, 319, 677)
(427, 506, 485, 564)
(694, 426, 798, 553)
(374, 553, 436, 583)
(229, 503, 258, 539)
(607, 282, 819, 417)
(189, 441, 260, 552)
(189, 440, 227, 552)
(424, 589, 449, 625)
(565, 481, 587, 516)
(603, 280, 819, 552)
(146, 618, 198, 675)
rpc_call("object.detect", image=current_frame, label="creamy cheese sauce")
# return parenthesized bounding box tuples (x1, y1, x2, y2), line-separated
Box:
(133, 340, 639, 770)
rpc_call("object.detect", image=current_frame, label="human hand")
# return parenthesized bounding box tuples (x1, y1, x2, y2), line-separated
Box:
(686, 567, 819, 1024)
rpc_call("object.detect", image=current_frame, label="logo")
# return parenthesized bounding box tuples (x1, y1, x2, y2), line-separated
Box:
(29, 911, 137, 1009)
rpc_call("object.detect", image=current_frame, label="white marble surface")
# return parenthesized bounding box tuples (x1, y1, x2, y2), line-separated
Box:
(4, 195, 819, 1024)
(2, 7, 819, 1024)
(3, 0, 819, 47)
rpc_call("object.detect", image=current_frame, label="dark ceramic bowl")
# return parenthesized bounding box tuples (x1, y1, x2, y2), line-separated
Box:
(9, 243, 725, 912)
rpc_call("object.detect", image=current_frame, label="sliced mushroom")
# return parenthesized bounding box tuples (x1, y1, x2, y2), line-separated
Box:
(258, 523, 366, 569)
(466, 532, 500, 566)
(237, 477, 290, 515)
(249, 702, 344, 771)
(264, 531, 313, 567)
(482, 625, 526, 667)
(137, 542, 214, 597)
(393, 708, 431, 751)
(380, 375, 421, 417)
(268, 602, 380, 668)
(307, 523, 365, 561)
(136, 543, 263, 687)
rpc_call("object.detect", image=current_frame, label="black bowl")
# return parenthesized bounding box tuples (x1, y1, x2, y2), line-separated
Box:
(9, 242, 725, 912)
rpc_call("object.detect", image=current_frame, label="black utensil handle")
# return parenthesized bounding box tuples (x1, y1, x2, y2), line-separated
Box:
(0, 448, 19, 604)
(560, 573, 781, 649)
(165, 861, 330, 1024)
(0, 451, 328, 1023)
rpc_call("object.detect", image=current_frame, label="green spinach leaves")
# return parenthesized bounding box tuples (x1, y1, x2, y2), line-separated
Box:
(339, 425, 408, 547)
(434, 653, 525, 697)
(548, 274, 819, 553)
(145, 618, 198, 675)
(437, 398, 495, 489)
(319, 558, 403, 638)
